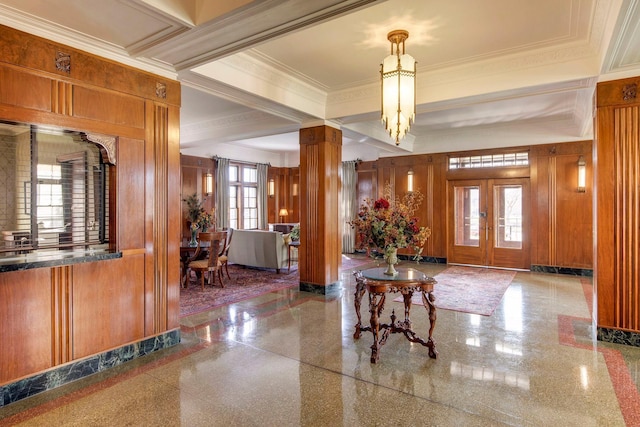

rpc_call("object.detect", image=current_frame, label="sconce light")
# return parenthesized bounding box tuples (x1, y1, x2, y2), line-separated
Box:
(577, 156, 586, 193)
(292, 183, 298, 196)
(407, 168, 414, 192)
(278, 208, 288, 222)
(268, 178, 275, 197)
(204, 173, 213, 195)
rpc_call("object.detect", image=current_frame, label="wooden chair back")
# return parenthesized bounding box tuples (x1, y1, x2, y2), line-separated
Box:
(196, 231, 226, 269)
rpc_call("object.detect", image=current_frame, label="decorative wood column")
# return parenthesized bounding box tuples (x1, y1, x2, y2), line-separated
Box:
(299, 125, 342, 295)
(595, 76, 640, 346)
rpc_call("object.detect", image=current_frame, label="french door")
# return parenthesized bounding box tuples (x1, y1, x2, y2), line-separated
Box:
(447, 178, 529, 269)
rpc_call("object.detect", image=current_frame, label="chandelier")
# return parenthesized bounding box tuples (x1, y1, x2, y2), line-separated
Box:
(381, 30, 416, 145)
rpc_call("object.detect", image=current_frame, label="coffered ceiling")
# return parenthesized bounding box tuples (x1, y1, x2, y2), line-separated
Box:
(1, 0, 639, 166)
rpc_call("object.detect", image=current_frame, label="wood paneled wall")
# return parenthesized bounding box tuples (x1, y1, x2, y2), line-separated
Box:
(267, 166, 300, 224)
(596, 76, 640, 333)
(180, 155, 215, 240)
(0, 25, 180, 385)
(355, 142, 592, 268)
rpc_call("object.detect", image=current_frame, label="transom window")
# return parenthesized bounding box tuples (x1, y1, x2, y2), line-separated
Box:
(449, 152, 529, 170)
(229, 163, 258, 230)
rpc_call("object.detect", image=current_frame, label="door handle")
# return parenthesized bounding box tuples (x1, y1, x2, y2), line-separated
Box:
(479, 212, 487, 218)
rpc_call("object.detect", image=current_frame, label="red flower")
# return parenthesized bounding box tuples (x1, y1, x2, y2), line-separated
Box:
(374, 198, 390, 210)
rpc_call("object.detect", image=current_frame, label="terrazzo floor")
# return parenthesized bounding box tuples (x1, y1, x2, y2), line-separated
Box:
(1, 258, 639, 426)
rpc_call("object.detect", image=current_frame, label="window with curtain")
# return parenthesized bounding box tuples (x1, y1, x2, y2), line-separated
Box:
(229, 163, 258, 229)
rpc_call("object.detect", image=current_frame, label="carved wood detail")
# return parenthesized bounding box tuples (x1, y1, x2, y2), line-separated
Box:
(84, 133, 117, 165)
(622, 83, 637, 101)
(55, 51, 70, 74)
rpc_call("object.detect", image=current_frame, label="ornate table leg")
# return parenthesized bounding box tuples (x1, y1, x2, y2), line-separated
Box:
(368, 291, 386, 363)
(401, 291, 413, 328)
(353, 271, 366, 339)
(422, 291, 438, 359)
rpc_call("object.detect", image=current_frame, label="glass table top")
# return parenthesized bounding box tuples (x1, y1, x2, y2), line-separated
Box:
(361, 267, 432, 282)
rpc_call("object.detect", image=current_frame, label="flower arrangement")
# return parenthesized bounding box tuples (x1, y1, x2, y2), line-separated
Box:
(289, 224, 300, 241)
(196, 208, 214, 231)
(183, 193, 215, 231)
(183, 193, 203, 223)
(350, 183, 431, 261)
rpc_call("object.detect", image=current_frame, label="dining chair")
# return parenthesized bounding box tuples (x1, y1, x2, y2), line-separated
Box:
(217, 228, 233, 279)
(185, 231, 226, 290)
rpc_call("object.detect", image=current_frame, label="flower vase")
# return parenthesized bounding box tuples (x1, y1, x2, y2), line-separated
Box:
(189, 228, 198, 247)
(383, 247, 399, 276)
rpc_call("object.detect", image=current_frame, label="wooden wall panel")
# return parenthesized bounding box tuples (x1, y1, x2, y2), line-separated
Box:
(0, 24, 181, 388)
(354, 142, 592, 268)
(0, 268, 53, 383)
(529, 155, 551, 265)
(555, 155, 593, 268)
(596, 107, 616, 327)
(72, 255, 145, 359)
(73, 86, 145, 128)
(180, 154, 215, 239)
(0, 66, 51, 112)
(299, 126, 341, 287)
(0, 25, 180, 107)
(117, 137, 146, 250)
(166, 104, 181, 330)
(596, 75, 640, 332)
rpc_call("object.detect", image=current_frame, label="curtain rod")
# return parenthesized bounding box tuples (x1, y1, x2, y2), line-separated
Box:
(212, 155, 270, 167)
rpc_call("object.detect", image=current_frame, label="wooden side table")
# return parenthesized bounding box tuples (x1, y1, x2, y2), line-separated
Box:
(287, 240, 300, 272)
(354, 267, 437, 363)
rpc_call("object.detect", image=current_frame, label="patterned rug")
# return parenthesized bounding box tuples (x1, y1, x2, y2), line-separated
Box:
(180, 265, 300, 317)
(180, 254, 374, 317)
(393, 265, 517, 316)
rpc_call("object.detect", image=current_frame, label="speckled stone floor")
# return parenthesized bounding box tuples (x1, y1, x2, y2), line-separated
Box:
(1, 257, 639, 426)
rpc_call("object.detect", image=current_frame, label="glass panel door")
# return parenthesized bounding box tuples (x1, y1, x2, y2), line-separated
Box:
(448, 180, 487, 266)
(449, 178, 529, 269)
(494, 185, 522, 249)
(488, 179, 529, 269)
(454, 185, 480, 247)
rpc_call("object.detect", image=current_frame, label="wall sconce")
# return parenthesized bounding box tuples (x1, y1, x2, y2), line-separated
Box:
(577, 156, 586, 193)
(407, 168, 414, 192)
(204, 173, 213, 195)
(278, 208, 288, 222)
(292, 183, 298, 196)
(268, 178, 275, 197)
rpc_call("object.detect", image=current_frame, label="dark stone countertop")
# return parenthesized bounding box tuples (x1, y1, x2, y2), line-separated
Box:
(0, 249, 122, 273)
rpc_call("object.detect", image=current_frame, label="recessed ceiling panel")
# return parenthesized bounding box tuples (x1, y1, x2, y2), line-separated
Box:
(253, 0, 591, 89)
(0, 0, 177, 49)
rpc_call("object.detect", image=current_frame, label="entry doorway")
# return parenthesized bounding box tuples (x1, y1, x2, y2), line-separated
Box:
(447, 178, 529, 269)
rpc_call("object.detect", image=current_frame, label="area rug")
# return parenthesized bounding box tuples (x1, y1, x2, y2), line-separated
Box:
(180, 255, 374, 317)
(393, 265, 516, 316)
(180, 265, 299, 317)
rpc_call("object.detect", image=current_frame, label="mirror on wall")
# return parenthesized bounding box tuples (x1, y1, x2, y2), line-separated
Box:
(0, 121, 112, 258)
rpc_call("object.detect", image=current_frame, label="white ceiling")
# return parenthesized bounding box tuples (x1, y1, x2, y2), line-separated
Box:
(1, 0, 639, 166)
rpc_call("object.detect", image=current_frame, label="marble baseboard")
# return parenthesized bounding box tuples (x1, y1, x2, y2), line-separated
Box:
(1, 329, 180, 407)
(299, 280, 342, 297)
(530, 265, 593, 276)
(597, 327, 640, 347)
